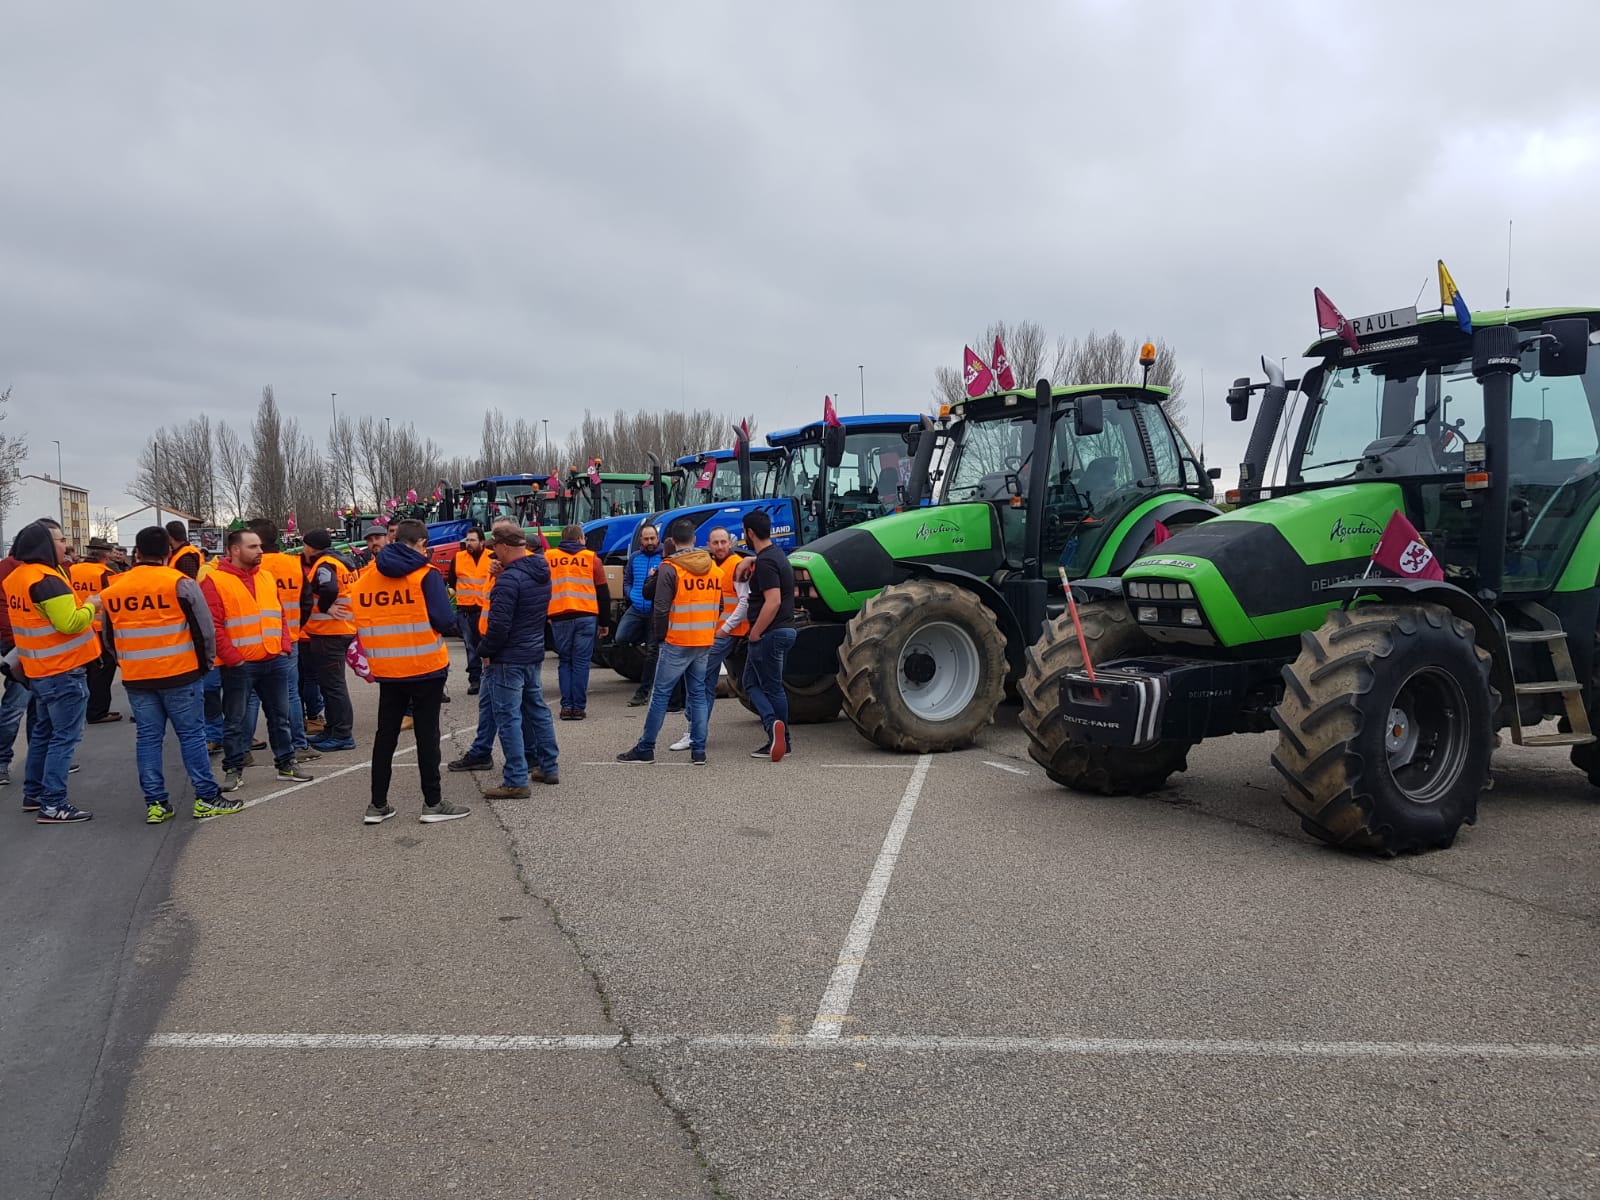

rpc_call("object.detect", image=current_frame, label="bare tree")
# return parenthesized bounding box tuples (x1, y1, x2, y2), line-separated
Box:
(128, 415, 216, 523)
(215, 420, 250, 522)
(93, 507, 118, 541)
(281, 417, 339, 531)
(325, 413, 360, 512)
(247, 386, 292, 522)
(0, 386, 26, 545)
(558, 408, 755, 472)
(353, 415, 386, 510)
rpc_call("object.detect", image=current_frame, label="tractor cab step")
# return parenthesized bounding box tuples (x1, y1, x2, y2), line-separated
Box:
(1501, 601, 1595, 749)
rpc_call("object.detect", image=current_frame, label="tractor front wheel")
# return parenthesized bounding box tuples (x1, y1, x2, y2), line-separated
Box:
(838, 579, 1008, 753)
(1272, 603, 1494, 855)
(609, 641, 646, 683)
(723, 644, 842, 724)
(1568, 620, 1600, 790)
(1019, 601, 1193, 793)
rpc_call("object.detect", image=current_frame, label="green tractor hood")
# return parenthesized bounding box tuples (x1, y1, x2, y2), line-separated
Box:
(1123, 483, 1406, 647)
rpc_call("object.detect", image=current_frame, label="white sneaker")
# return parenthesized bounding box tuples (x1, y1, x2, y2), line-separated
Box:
(669, 732, 692, 752)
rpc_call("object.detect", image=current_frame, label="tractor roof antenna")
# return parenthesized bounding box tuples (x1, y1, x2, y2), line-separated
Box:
(1199, 367, 1207, 460)
(1505, 218, 1513, 308)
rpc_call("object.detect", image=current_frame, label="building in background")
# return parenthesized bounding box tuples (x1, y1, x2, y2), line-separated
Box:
(13, 474, 90, 554)
(115, 503, 201, 552)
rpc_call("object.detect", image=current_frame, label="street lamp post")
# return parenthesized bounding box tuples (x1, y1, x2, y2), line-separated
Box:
(858, 365, 865, 415)
(543, 419, 550, 466)
(384, 416, 392, 508)
(51, 439, 63, 542)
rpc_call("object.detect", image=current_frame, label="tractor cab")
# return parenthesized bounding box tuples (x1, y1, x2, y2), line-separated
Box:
(672, 446, 785, 508)
(563, 470, 653, 524)
(426, 473, 562, 567)
(767, 414, 925, 542)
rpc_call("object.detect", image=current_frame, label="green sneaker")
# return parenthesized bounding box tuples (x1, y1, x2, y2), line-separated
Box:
(194, 795, 245, 820)
(364, 803, 396, 825)
(145, 801, 175, 824)
(418, 801, 471, 823)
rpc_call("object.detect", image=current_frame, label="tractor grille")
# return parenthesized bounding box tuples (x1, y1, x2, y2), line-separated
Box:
(1125, 579, 1209, 633)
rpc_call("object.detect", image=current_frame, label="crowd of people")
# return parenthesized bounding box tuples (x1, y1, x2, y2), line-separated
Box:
(0, 506, 796, 826)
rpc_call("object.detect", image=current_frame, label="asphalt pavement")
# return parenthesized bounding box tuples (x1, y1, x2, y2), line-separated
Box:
(3, 650, 1596, 1199)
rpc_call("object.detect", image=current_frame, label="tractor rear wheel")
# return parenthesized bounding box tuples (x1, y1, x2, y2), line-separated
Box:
(838, 579, 1008, 752)
(1567, 619, 1600, 789)
(1019, 601, 1193, 793)
(1272, 603, 1494, 855)
(723, 644, 841, 724)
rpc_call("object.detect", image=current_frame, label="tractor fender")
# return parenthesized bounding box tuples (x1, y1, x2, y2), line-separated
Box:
(1105, 499, 1222, 575)
(1325, 578, 1511, 703)
(898, 560, 1029, 669)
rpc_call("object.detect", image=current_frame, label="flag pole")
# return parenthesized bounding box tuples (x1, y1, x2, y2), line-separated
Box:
(1058, 566, 1100, 701)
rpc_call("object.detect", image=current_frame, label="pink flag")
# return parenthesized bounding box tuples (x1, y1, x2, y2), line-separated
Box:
(346, 634, 374, 683)
(823, 395, 842, 428)
(432, 485, 443, 501)
(963, 346, 993, 398)
(1314, 287, 1360, 354)
(992, 337, 1017, 390)
(1371, 511, 1444, 581)
(587, 458, 602, 485)
(695, 460, 716, 490)
(286, 512, 298, 534)
(1151, 520, 1171, 545)
(406, 488, 418, 504)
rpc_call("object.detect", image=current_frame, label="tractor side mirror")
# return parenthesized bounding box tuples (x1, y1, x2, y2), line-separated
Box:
(822, 422, 846, 469)
(1227, 377, 1251, 422)
(905, 427, 922, 455)
(1073, 394, 1104, 437)
(1207, 466, 1222, 479)
(1538, 318, 1590, 378)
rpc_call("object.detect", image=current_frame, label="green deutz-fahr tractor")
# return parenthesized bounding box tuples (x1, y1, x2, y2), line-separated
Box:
(787, 377, 1221, 752)
(1023, 299, 1600, 853)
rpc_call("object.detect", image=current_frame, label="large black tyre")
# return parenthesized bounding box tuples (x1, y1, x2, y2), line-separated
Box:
(1272, 603, 1495, 855)
(610, 641, 646, 683)
(837, 579, 1007, 753)
(723, 643, 842, 723)
(1019, 601, 1193, 793)
(1568, 619, 1600, 789)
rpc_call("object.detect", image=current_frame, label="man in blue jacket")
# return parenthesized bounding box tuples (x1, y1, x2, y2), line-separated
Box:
(477, 524, 559, 797)
(615, 523, 662, 706)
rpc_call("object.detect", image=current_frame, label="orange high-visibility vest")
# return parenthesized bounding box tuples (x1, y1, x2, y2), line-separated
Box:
(101, 565, 200, 683)
(716, 552, 747, 637)
(453, 549, 492, 608)
(4, 562, 101, 677)
(350, 565, 449, 679)
(168, 543, 204, 575)
(210, 567, 284, 663)
(665, 562, 720, 648)
(304, 553, 359, 637)
(69, 561, 113, 632)
(477, 571, 499, 636)
(261, 552, 307, 643)
(547, 548, 599, 617)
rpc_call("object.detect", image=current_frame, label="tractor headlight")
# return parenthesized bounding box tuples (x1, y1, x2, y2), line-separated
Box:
(1127, 581, 1147, 599)
(1176, 582, 1194, 599)
(1136, 605, 1158, 624)
(1180, 607, 1202, 626)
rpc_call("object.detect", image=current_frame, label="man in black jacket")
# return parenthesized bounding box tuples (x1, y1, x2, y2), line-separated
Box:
(477, 525, 559, 797)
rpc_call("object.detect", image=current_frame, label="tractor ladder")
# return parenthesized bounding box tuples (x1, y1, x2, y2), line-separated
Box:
(1502, 601, 1596, 748)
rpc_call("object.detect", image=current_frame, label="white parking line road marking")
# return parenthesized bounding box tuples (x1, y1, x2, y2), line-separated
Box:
(809, 753, 934, 1040)
(148, 1031, 1600, 1061)
(982, 760, 1030, 775)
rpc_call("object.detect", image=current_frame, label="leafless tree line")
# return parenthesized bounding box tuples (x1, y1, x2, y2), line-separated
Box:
(128, 388, 755, 529)
(933, 322, 1188, 426)
(0, 387, 28, 543)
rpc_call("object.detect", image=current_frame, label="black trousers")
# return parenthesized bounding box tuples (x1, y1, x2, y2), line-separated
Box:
(372, 676, 444, 809)
(86, 650, 117, 721)
(306, 635, 354, 740)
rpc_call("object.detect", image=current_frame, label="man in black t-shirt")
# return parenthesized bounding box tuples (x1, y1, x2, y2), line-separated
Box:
(739, 510, 795, 762)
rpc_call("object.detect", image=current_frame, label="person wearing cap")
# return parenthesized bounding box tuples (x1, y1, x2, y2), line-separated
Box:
(445, 526, 491, 696)
(101, 525, 235, 822)
(547, 523, 610, 720)
(476, 523, 559, 796)
(299, 528, 359, 752)
(246, 519, 318, 762)
(4, 519, 99, 822)
(352, 518, 469, 825)
(70, 536, 121, 724)
(357, 521, 388, 569)
(447, 519, 516, 776)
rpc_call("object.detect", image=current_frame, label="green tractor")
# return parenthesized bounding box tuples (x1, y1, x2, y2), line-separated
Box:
(788, 378, 1221, 751)
(1022, 299, 1600, 853)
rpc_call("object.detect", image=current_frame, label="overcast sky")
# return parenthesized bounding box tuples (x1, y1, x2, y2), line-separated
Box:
(4, 0, 1599, 521)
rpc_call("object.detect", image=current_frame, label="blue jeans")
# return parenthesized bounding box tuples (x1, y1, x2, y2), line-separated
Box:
(702, 633, 738, 723)
(637, 643, 709, 755)
(550, 616, 597, 711)
(203, 665, 224, 744)
(458, 610, 484, 686)
(467, 675, 497, 759)
(128, 682, 221, 803)
(742, 627, 797, 744)
(246, 646, 308, 750)
(23, 668, 88, 808)
(221, 658, 295, 772)
(487, 662, 558, 786)
(0, 675, 28, 767)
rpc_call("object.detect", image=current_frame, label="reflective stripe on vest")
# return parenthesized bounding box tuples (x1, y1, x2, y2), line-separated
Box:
(3, 562, 101, 676)
(101, 565, 201, 682)
(210, 568, 283, 663)
(350, 564, 450, 679)
(262, 552, 306, 642)
(69, 562, 111, 632)
(477, 572, 499, 636)
(453, 550, 491, 607)
(305, 554, 358, 636)
(666, 563, 720, 648)
(546, 548, 599, 617)
(717, 553, 748, 637)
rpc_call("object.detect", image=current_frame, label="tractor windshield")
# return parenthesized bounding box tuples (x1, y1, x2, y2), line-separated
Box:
(1296, 337, 1600, 590)
(686, 459, 750, 504)
(593, 479, 649, 518)
(465, 483, 544, 528)
(784, 431, 910, 540)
